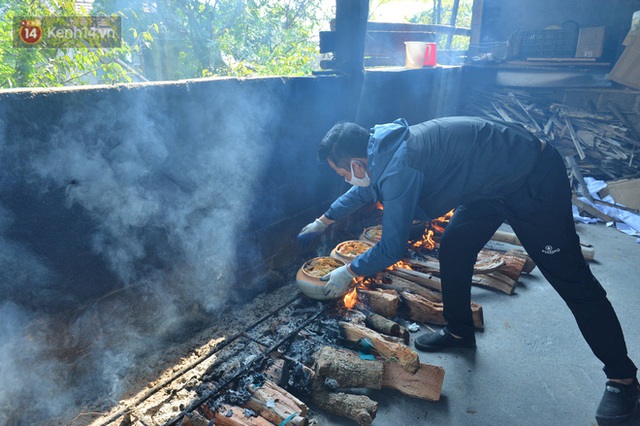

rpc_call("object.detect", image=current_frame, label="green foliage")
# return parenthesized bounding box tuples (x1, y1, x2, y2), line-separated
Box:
(93, 0, 328, 81)
(0, 0, 329, 87)
(0, 1, 134, 88)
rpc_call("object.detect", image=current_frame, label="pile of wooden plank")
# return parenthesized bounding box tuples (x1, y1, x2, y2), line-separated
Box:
(464, 88, 640, 181)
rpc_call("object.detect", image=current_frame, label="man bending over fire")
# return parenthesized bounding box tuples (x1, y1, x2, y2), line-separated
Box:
(297, 116, 638, 424)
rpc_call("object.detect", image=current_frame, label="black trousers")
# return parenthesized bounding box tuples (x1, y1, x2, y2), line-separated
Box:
(439, 144, 637, 379)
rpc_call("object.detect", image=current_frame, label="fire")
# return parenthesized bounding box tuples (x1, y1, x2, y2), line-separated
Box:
(375, 201, 384, 211)
(343, 287, 358, 309)
(392, 260, 413, 270)
(342, 276, 370, 309)
(409, 209, 454, 251)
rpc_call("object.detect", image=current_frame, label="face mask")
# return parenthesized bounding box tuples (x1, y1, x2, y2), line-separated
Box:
(346, 161, 370, 187)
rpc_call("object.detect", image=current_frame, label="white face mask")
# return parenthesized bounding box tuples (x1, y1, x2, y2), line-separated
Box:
(346, 161, 370, 187)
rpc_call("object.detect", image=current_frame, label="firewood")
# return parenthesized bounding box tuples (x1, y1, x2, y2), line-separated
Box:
(309, 384, 378, 426)
(472, 271, 517, 295)
(339, 321, 420, 373)
(382, 360, 444, 401)
(477, 250, 525, 280)
(313, 346, 444, 401)
(387, 268, 442, 292)
(244, 380, 308, 426)
(357, 289, 399, 319)
(181, 412, 210, 426)
(381, 274, 443, 302)
(401, 291, 484, 329)
(405, 255, 506, 275)
(506, 249, 536, 274)
(213, 405, 274, 426)
(363, 309, 408, 344)
(262, 357, 286, 386)
(314, 346, 384, 389)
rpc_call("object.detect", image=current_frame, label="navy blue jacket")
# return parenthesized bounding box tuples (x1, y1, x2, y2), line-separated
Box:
(325, 116, 542, 277)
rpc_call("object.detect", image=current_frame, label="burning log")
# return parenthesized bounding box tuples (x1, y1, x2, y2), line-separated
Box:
(401, 291, 484, 329)
(339, 321, 420, 373)
(357, 289, 399, 319)
(309, 384, 378, 426)
(212, 405, 274, 426)
(313, 346, 444, 401)
(243, 380, 308, 426)
(364, 309, 410, 344)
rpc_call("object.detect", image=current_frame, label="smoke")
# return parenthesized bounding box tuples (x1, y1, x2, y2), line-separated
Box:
(0, 83, 278, 423)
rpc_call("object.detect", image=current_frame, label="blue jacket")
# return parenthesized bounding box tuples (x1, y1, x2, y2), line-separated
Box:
(325, 116, 542, 277)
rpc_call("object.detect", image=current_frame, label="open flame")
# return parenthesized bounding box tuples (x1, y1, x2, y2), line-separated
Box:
(409, 209, 454, 251)
(343, 287, 358, 309)
(342, 276, 369, 309)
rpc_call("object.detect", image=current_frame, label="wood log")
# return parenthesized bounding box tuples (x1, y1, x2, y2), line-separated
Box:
(401, 291, 484, 329)
(213, 405, 274, 426)
(313, 346, 444, 401)
(339, 321, 420, 373)
(181, 412, 210, 426)
(381, 274, 443, 302)
(314, 346, 384, 389)
(244, 380, 308, 426)
(262, 357, 287, 386)
(358, 289, 399, 319)
(364, 310, 409, 344)
(478, 249, 526, 281)
(471, 271, 517, 295)
(310, 384, 378, 426)
(388, 268, 442, 292)
(506, 249, 536, 274)
(382, 360, 444, 401)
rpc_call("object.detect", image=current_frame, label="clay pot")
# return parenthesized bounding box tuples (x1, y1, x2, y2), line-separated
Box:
(296, 257, 346, 300)
(330, 240, 374, 263)
(359, 225, 382, 244)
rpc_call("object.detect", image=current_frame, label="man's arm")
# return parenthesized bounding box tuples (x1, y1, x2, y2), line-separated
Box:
(324, 185, 374, 221)
(350, 167, 424, 277)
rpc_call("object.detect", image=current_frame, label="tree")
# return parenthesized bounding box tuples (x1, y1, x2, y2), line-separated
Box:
(0, 0, 134, 88)
(110, 0, 328, 79)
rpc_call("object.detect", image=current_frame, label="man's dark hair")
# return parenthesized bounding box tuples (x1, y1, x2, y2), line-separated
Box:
(318, 122, 370, 169)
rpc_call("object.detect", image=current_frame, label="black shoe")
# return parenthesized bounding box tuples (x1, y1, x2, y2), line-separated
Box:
(596, 378, 640, 425)
(414, 327, 476, 352)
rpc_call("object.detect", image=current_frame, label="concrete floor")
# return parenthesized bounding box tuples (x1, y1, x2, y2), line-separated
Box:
(315, 222, 640, 426)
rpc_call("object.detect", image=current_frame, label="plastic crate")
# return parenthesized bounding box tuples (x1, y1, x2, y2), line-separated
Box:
(515, 29, 578, 58)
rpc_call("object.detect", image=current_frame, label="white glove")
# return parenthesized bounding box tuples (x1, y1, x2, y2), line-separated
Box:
(321, 265, 357, 298)
(299, 218, 328, 235)
(297, 219, 329, 247)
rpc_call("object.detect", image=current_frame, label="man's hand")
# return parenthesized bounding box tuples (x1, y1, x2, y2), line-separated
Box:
(297, 218, 329, 247)
(321, 264, 356, 298)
